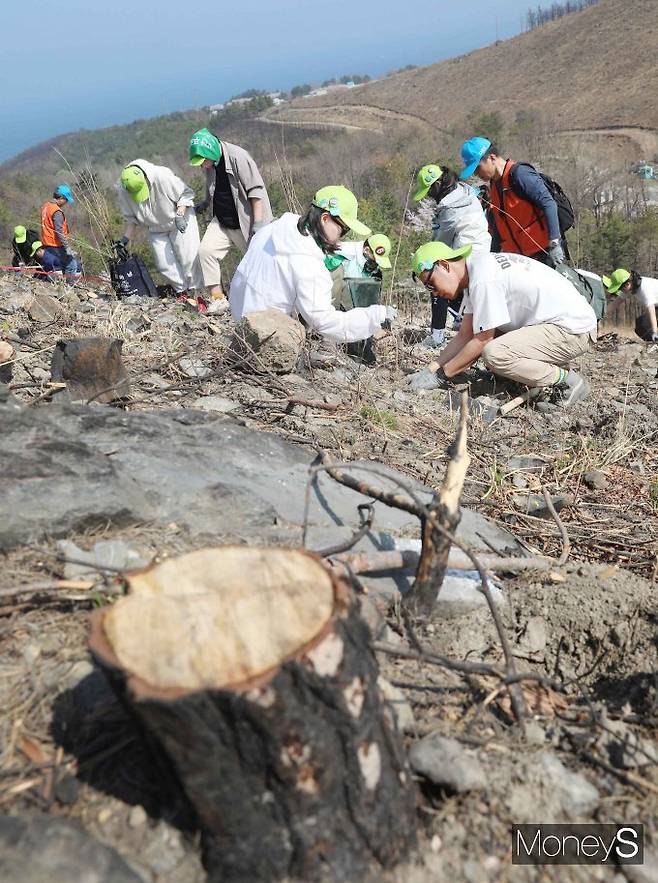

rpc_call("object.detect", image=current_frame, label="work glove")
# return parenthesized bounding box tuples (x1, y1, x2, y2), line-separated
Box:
(117, 235, 129, 247)
(175, 214, 188, 234)
(547, 241, 565, 267)
(651, 333, 658, 343)
(194, 200, 209, 214)
(380, 305, 398, 331)
(407, 366, 471, 392)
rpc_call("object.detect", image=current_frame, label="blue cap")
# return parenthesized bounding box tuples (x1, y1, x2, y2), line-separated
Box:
(459, 137, 492, 180)
(55, 183, 74, 203)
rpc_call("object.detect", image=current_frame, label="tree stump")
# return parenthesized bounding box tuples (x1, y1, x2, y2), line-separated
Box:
(89, 547, 417, 883)
(50, 337, 130, 403)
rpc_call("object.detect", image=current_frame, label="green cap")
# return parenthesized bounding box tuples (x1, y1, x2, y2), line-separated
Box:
(601, 275, 611, 290)
(313, 185, 371, 237)
(411, 241, 472, 275)
(14, 225, 27, 243)
(413, 164, 443, 202)
(189, 128, 221, 165)
(30, 240, 43, 257)
(605, 268, 630, 294)
(121, 166, 150, 203)
(367, 233, 392, 269)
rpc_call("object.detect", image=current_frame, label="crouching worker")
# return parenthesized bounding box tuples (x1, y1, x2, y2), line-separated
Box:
(116, 161, 204, 310)
(408, 243, 597, 406)
(604, 268, 658, 342)
(230, 186, 396, 341)
(30, 241, 63, 279)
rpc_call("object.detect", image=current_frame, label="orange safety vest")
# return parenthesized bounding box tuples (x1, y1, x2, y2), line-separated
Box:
(489, 160, 550, 257)
(40, 201, 69, 248)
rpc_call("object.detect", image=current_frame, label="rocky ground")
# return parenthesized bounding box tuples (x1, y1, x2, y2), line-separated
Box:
(1, 272, 657, 883)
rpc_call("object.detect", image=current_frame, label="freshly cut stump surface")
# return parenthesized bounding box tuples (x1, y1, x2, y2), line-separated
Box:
(90, 546, 417, 883)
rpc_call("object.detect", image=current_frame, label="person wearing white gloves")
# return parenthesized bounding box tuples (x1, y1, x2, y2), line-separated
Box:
(116, 160, 204, 309)
(230, 186, 396, 342)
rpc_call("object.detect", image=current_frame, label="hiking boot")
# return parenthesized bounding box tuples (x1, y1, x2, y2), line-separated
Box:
(555, 370, 589, 406)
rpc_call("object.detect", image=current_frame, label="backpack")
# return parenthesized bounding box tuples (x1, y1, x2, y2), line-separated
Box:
(512, 163, 576, 235)
(109, 246, 158, 298)
(553, 264, 607, 321)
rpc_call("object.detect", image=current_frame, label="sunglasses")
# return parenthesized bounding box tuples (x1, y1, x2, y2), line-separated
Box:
(332, 215, 350, 237)
(412, 265, 437, 292)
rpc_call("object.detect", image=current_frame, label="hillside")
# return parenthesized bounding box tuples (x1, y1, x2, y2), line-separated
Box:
(264, 0, 658, 149)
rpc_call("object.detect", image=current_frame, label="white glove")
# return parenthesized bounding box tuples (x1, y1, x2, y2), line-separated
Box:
(385, 306, 398, 321)
(548, 241, 565, 266)
(175, 214, 188, 234)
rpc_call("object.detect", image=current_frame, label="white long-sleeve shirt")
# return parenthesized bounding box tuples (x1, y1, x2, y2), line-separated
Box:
(116, 159, 196, 234)
(229, 213, 387, 343)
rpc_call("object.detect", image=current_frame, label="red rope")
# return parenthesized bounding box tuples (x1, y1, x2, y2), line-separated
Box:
(0, 265, 109, 285)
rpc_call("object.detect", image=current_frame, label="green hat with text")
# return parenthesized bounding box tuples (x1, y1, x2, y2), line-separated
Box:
(189, 128, 222, 165)
(605, 268, 630, 294)
(413, 164, 443, 201)
(120, 166, 150, 203)
(367, 233, 392, 269)
(411, 241, 472, 275)
(313, 185, 371, 236)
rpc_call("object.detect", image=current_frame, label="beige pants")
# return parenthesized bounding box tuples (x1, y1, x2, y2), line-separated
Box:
(483, 323, 592, 386)
(198, 217, 247, 289)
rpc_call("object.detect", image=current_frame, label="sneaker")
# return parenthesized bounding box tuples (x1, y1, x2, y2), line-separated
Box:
(196, 296, 208, 314)
(555, 370, 590, 406)
(207, 298, 230, 316)
(175, 291, 190, 304)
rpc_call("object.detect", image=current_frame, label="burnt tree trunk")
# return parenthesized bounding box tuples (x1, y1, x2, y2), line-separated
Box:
(89, 547, 417, 883)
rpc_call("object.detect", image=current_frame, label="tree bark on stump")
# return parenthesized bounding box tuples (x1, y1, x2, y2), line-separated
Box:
(89, 547, 417, 883)
(51, 337, 130, 403)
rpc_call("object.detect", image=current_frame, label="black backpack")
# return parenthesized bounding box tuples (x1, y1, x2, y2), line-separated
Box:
(109, 243, 158, 298)
(512, 163, 576, 235)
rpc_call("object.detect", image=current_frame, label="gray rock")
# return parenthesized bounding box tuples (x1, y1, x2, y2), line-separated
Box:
(57, 539, 148, 578)
(179, 357, 211, 378)
(583, 470, 607, 490)
(0, 341, 14, 383)
(507, 455, 548, 472)
(512, 493, 574, 518)
(378, 677, 415, 734)
(625, 848, 658, 883)
(231, 308, 306, 374)
(409, 734, 487, 792)
(27, 292, 62, 322)
(191, 395, 239, 414)
(506, 751, 599, 821)
(435, 570, 505, 618)
(0, 815, 144, 882)
(598, 717, 658, 770)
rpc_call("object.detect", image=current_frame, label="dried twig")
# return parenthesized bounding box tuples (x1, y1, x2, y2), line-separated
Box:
(541, 486, 571, 565)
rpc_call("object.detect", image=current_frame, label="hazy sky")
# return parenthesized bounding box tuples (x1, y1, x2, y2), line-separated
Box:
(1, 0, 534, 162)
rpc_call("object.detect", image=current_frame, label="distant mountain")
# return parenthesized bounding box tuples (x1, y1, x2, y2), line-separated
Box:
(264, 0, 658, 146)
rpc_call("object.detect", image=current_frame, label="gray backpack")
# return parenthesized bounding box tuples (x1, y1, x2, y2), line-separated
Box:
(554, 264, 606, 321)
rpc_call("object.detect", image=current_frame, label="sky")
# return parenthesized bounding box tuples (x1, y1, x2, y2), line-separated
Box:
(0, 0, 534, 162)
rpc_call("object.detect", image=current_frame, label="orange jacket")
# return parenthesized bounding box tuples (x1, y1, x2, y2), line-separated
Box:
(489, 160, 550, 257)
(40, 201, 69, 248)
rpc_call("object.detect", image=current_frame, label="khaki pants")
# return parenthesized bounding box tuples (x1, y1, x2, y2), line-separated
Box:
(482, 323, 592, 386)
(198, 217, 247, 289)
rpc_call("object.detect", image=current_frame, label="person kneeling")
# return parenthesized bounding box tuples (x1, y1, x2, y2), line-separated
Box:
(229, 186, 396, 341)
(408, 243, 597, 406)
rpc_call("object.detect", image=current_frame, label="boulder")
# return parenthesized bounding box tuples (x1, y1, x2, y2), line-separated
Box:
(0, 341, 14, 383)
(231, 308, 305, 374)
(0, 815, 143, 883)
(27, 292, 62, 322)
(409, 734, 487, 792)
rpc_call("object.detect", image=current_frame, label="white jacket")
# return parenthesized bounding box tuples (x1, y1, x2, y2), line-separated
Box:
(432, 182, 491, 253)
(230, 213, 387, 343)
(116, 159, 196, 234)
